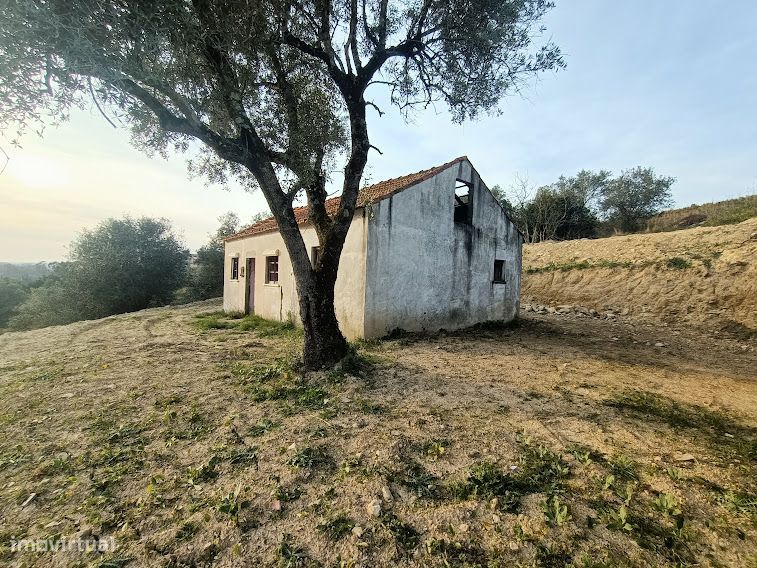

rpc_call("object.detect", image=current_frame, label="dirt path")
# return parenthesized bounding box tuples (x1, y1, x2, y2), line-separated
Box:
(0, 303, 754, 567)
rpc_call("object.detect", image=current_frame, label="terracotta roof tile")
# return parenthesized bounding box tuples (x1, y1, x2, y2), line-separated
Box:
(226, 156, 467, 241)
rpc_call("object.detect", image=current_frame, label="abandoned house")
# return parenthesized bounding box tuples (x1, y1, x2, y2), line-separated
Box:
(223, 156, 523, 339)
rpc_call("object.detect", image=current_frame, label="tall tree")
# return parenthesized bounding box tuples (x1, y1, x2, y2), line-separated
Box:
(0, 0, 564, 368)
(600, 167, 675, 233)
(182, 212, 241, 301)
(10, 217, 188, 329)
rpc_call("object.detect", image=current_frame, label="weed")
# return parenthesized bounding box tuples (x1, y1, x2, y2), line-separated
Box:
(357, 399, 386, 415)
(187, 456, 220, 484)
(227, 447, 259, 466)
(273, 485, 303, 503)
(666, 257, 692, 269)
(422, 440, 447, 461)
(216, 487, 249, 520)
(175, 521, 198, 541)
(249, 419, 280, 437)
(653, 493, 682, 517)
(276, 534, 315, 568)
(543, 495, 572, 526)
(535, 543, 573, 568)
(714, 490, 757, 516)
(608, 454, 639, 482)
(606, 505, 633, 532)
(317, 513, 355, 540)
(381, 512, 420, 552)
(388, 460, 439, 499)
(423, 539, 490, 565)
(288, 446, 331, 470)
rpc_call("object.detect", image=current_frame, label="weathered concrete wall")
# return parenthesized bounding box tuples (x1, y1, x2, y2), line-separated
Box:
(363, 159, 522, 338)
(223, 212, 368, 340)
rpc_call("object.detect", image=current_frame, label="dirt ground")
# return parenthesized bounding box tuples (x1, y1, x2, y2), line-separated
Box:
(0, 301, 755, 567)
(523, 218, 757, 332)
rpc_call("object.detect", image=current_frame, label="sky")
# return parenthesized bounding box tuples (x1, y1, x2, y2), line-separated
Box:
(1, 0, 756, 262)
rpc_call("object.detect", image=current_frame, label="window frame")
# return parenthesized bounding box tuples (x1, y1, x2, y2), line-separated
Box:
(265, 255, 279, 284)
(230, 257, 239, 280)
(493, 259, 506, 284)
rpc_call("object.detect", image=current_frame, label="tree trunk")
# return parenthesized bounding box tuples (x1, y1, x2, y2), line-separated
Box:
(298, 272, 349, 370)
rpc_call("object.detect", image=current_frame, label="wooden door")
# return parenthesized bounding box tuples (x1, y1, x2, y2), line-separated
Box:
(245, 258, 255, 314)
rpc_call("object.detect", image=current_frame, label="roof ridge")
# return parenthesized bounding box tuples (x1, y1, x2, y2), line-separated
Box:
(226, 156, 467, 241)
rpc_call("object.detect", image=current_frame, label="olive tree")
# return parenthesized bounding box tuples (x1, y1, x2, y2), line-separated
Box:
(0, 0, 563, 368)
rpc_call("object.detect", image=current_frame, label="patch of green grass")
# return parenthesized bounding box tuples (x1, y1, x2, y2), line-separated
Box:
(448, 443, 571, 511)
(381, 512, 420, 552)
(357, 399, 387, 415)
(288, 446, 331, 470)
(193, 312, 301, 337)
(714, 490, 757, 517)
(273, 484, 303, 503)
(665, 256, 692, 269)
(248, 418, 280, 437)
(187, 456, 220, 484)
(276, 534, 316, 567)
(423, 539, 492, 566)
(525, 259, 635, 274)
(608, 454, 639, 482)
(388, 460, 439, 499)
(316, 513, 355, 540)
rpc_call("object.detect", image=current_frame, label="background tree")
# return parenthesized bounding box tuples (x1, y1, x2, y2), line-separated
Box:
(0, 278, 28, 328)
(599, 167, 675, 233)
(10, 217, 188, 329)
(0, 0, 563, 368)
(178, 212, 241, 302)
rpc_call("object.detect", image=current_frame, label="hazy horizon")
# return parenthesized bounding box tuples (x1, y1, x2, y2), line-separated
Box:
(1, 0, 755, 263)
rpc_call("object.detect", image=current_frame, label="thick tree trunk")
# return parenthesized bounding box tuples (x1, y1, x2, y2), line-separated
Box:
(298, 272, 349, 370)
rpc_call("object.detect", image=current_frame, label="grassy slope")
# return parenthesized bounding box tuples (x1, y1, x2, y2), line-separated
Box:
(646, 194, 757, 233)
(0, 303, 755, 567)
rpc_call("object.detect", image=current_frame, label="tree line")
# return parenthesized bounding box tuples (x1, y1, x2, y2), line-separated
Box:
(491, 167, 675, 243)
(0, 213, 253, 332)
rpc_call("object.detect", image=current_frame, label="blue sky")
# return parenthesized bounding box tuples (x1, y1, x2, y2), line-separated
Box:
(1, 0, 755, 262)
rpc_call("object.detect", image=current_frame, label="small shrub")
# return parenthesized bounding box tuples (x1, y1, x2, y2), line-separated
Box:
(317, 513, 355, 540)
(665, 257, 691, 269)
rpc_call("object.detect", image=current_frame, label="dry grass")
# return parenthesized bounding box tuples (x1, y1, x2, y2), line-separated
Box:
(0, 301, 755, 567)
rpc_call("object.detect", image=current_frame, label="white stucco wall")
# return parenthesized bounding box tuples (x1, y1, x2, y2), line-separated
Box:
(223, 212, 368, 340)
(362, 159, 522, 338)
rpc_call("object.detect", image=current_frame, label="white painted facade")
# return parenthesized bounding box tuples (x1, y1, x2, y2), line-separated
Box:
(224, 158, 522, 339)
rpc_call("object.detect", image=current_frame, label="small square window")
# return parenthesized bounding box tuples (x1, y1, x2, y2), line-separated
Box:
(230, 257, 239, 280)
(265, 255, 279, 284)
(493, 259, 505, 283)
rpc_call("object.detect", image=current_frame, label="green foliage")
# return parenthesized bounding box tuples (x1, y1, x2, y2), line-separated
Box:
(599, 167, 675, 233)
(542, 495, 571, 526)
(10, 217, 188, 330)
(653, 493, 682, 517)
(0, 277, 29, 327)
(646, 194, 757, 232)
(665, 257, 692, 269)
(288, 446, 330, 470)
(316, 513, 354, 540)
(177, 212, 240, 302)
(381, 512, 420, 552)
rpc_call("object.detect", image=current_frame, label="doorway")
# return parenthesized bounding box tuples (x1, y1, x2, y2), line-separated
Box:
(245, 258, 255, 314)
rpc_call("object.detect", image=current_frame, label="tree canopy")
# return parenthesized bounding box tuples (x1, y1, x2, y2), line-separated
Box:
(9, 217, 188, 329)
(0, 0, 564, 366)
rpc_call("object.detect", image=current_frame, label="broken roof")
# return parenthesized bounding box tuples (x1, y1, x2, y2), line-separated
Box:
(225, 156, 467, 241)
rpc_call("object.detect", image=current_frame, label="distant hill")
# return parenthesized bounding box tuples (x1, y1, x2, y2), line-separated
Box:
(0, 262, 54, 282)
(646, 194, 757, 233)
